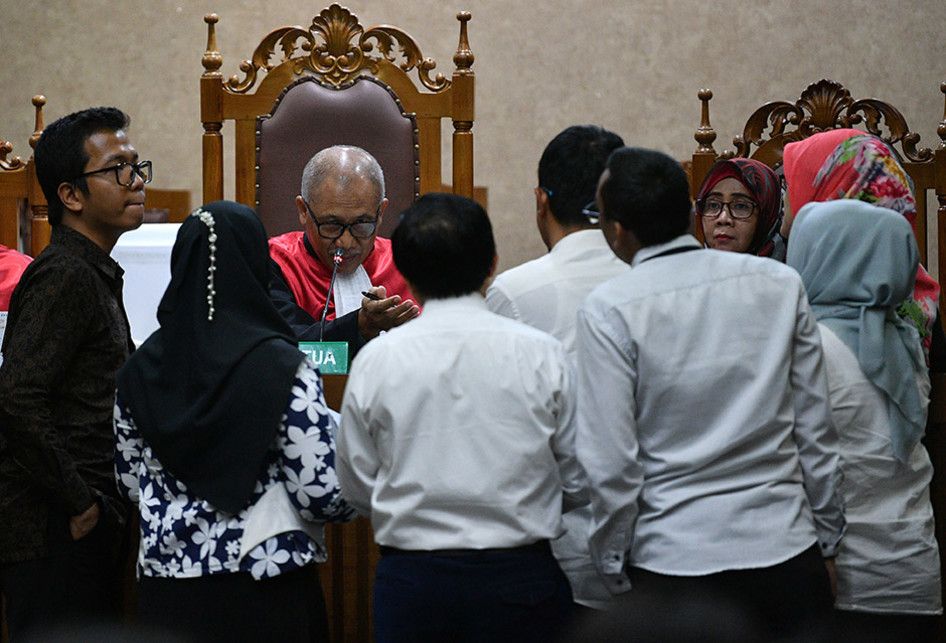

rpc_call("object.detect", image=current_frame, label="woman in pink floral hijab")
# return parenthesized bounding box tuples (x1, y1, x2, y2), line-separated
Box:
(782, 129, 941, 359)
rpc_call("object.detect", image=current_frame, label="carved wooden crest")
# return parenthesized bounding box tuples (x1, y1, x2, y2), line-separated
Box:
(733, 79, 932, 162)
(0, 141, 25, 171)
(214, 4, 456, 93)
(0, 96, 46, 171)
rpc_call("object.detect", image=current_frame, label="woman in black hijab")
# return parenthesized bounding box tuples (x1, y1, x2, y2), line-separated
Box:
(114, 201, 353, 642)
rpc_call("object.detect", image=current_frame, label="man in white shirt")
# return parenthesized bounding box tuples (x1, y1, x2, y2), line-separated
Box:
(486, 125, 625, 610)
(337, 193, 585, 641)
(487, 124, 627, 357)
(576, 147, 845, 640)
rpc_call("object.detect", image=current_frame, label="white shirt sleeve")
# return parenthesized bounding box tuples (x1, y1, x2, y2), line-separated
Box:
(336, 357, 380, 518)
(575, 305, 641, 595)
(549, 353, 587, 513)
(789, 284, 846, 557)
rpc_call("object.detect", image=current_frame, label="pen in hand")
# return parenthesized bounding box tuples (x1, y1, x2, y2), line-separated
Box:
(361, 290, 383, 301)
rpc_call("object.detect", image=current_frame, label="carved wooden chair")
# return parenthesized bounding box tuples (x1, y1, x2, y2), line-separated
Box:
(199, 6, 475, 640)
(691, 79, 946, 631)
(0, 96, 50, 257)
(199, 3, 475, 239)
(690, 79, 946, 283)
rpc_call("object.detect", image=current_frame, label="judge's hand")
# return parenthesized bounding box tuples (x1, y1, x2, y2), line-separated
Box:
(358, 286, 419, 339)
(69, 501, 100, 540)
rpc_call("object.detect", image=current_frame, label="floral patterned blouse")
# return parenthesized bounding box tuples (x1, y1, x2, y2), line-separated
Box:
(114, 360, 354, 580)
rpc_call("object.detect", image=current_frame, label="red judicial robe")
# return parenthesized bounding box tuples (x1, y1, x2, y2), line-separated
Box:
(268, 232, 413, 321)
(0, 245, 32, 311)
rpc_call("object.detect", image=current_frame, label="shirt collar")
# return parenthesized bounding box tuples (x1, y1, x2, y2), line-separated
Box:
(549, 229, 608, 257)
(51, 225, 124, 285)
(631, 234, 702, 267)
(417, 292, 486, 315)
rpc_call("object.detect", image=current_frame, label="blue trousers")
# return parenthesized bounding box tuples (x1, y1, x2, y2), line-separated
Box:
(373, 542, 574, 643)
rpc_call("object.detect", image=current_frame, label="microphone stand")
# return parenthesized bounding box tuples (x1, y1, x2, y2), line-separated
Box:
(318, 248, 344, 341)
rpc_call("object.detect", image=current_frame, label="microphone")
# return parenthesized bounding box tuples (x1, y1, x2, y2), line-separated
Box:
(318, 248, 344, 341)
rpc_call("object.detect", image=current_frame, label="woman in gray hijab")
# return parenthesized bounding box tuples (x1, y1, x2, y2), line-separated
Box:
(787, 200, 941, 641)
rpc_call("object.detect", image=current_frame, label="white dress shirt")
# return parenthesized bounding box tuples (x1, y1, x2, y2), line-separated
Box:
(576, 234, 845, 594)
(337, 293, 585, 550)
(487, 229, 626, 608)
(486, 229, 629, 359)
(820, 325, 942, 615)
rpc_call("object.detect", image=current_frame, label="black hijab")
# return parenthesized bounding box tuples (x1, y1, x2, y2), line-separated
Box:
(117, 200, 304, 514)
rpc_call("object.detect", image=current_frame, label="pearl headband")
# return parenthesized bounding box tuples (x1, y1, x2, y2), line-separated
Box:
(192, 208, 217, 321)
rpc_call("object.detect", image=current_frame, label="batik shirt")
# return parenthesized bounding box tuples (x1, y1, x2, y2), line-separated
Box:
(0, 225, 133, 563)
(114, 360, 354, 579)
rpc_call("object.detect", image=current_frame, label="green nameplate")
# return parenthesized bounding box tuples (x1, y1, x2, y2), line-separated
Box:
(298, 341, 349, 374)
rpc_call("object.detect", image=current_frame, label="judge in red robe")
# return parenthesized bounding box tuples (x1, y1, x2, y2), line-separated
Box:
(268, 145, 419, 357)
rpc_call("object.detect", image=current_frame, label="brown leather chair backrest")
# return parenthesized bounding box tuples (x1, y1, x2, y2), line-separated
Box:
(257, 76, 418, 238)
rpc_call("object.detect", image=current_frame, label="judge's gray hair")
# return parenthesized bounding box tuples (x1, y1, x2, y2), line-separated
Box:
(300, 146, 385, 205)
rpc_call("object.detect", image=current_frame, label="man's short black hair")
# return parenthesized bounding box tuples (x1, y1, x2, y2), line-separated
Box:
(392, 193, 495, 299)
(35, 107, 130, 226)
(599, 147, 691, 247)
(538, 125, 624, 228)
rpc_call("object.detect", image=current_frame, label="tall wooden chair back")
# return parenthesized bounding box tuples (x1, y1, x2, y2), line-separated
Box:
(0, 96, 50, 257)
(199, 3, 475, 239)
(690, 79, 946, 288)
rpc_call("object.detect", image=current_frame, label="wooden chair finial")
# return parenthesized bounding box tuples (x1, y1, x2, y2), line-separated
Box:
(453, 11, 474, 74)
(0, 140, 18, 171)
(694, 89, 717, 153)
(202, 13, 223, 77)
(29, 95, 46, 150)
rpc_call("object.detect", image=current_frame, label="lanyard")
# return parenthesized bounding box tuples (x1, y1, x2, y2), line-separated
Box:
(638, 245, 700, 264)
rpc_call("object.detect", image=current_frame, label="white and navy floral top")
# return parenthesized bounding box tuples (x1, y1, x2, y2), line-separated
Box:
(114, 360, 354, 580)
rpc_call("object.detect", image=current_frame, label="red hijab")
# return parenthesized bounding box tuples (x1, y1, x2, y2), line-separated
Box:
(696, 158, 783, 257)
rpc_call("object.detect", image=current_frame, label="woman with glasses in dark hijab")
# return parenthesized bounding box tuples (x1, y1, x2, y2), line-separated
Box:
(695, 158, 785, 259)
(114, 200, 353, 642)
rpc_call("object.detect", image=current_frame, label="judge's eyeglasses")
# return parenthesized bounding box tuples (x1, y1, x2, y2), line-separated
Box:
(303, 200, 379, 239)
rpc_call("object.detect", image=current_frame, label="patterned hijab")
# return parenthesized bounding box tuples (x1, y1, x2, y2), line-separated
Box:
(783, 129, 940, 357)
(696, 158, 783, 258)
(787, 200, 927, 461)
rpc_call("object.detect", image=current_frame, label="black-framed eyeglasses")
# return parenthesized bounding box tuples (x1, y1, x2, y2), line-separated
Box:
(697, 197, 756, 219)
(581, 199, 600, 225)
(74, 160, 152, 187)
(303, 200, 379, 239)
